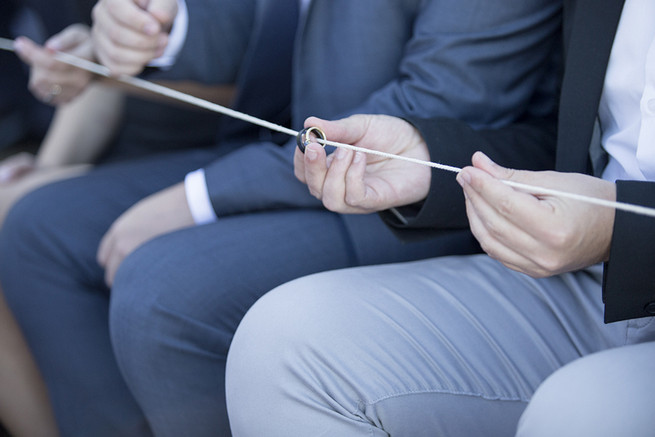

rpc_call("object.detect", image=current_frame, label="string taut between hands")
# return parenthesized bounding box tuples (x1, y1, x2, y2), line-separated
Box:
(2, 36, 654, 219)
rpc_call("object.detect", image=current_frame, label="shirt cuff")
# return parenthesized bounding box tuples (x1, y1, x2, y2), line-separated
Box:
(184, 168, 218, 225)
(148, 0, 188, 68)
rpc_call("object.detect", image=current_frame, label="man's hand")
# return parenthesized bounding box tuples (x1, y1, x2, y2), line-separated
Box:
(14, 24, 94, 105)
(92, 0, 178, 75)
(457, 152, 616, 277)
(97, 182, 195, 286)
(294, 114, 431, 214)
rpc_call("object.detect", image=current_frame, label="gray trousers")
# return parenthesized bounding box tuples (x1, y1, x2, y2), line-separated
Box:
(226, 255, 655, 436)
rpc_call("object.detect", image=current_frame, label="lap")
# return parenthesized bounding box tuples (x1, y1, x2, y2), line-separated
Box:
(227, 256, 634, 436)
(110, 208, 463, 338)
(0, 148, 218, 287)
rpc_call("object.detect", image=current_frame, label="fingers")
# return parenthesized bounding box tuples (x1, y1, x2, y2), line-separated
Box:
(297, 143, 328, 197)
(463, 152, 549, 232)
(147, 0, 179, 31)
(303, 115, 369, 146)
(92, 0, 170, 75)
(14, 29, 93, 105)
(470, 151, 514, 179)
(0, 153, 37, 184)
(96, 227, 113, 270)
(460, 169, 539, 271)
(45, 24, 90, 52)
(97, 228, 119, 286)
(343, 152, 368, 206)
(320, 147, 355, 211)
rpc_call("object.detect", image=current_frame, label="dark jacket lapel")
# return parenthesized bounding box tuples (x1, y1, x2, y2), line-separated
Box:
(556, 0, 625, 173)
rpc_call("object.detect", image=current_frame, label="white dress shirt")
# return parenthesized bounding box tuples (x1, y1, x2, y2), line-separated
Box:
(148, 0, 188, 68)
(600, 0, 655, 182)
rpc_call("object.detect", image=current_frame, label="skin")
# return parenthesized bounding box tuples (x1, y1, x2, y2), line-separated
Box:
(14, 24, 94, 105)
(296, 114, 617, 279)
(97, 182, 195, 286)
(91, 0, 177, 75)
(457, 152, 615, 277)
(295, 115, 432, 214)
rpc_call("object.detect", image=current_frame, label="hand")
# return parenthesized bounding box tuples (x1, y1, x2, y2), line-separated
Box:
(457, 152, 616, 277)
(92, 0, 177, 75)
(97, 183, 194, 286)
(14, 24, 94, 105)
(0, 153, 36, 184)
(294, 114, 431, 214)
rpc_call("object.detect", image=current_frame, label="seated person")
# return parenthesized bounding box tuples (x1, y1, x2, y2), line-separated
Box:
(0, 0, 562, 434)
(225, 0, 655, 435)
(0, 16, 246, 437)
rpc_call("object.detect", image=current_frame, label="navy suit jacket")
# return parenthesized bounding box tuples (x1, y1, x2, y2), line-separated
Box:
(391, 0, 655, 323)
(179, 0, 562, 239)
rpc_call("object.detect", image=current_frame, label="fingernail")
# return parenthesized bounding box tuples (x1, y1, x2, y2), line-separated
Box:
(353, 151, 364, 163)
(456, 170, 471, 186)
(336, 148, 347, 160)
(306, 148, 317, 161)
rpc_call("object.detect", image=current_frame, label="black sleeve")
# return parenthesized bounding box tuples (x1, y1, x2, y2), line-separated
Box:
(380, 113, 558, 239)
(602, 180, 655, 322)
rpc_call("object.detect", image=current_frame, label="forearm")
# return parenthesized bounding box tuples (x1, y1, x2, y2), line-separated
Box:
(36, 83, 124, 167)
(603, 180, 655, 322)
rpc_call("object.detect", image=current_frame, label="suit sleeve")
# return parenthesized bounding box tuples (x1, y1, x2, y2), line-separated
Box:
(602, 180, 655, 322)
(379, 114, 557, 239)
(202, 0, 562, 218)
(347, 0, 562, 128)
(146, 0, 255, 84)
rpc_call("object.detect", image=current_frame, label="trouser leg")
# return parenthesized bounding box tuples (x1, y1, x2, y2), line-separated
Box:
(226, 257, 630, 436)
(516, 339, 655, 437)
(0, 149, 216, 435)
(110, 209, 468, 436)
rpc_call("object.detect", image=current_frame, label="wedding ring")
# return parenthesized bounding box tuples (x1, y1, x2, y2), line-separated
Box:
(296, 126, 327, 153)
(43, 84, 62, 103)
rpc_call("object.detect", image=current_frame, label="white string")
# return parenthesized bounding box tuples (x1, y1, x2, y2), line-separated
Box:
(2, 36, 655, 218)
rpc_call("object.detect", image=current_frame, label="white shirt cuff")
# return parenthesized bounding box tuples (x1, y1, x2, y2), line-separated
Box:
(184, 168, 218, 225)
(148, 0, 188, 68)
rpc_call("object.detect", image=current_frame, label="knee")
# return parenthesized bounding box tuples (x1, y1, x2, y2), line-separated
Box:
(226, 275, 348, 431)
(517, 342, 655, 437)
(0, 185, 53, 254)
(0, 184, 77, 288)
(109, 235, 221, 379)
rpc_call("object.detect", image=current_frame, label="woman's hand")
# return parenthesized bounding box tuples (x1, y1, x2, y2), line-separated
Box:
(14, 24, 94, 105)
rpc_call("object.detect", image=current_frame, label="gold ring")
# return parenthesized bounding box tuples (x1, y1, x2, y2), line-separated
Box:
(296, 126, 327, 153)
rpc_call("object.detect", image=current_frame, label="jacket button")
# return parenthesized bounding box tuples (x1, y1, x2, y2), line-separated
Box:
(645, 302, 655, 315)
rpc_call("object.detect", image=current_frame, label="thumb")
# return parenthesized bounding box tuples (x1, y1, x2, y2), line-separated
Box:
(304, 114, 369, 147)
(471, 151, 515, 180)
